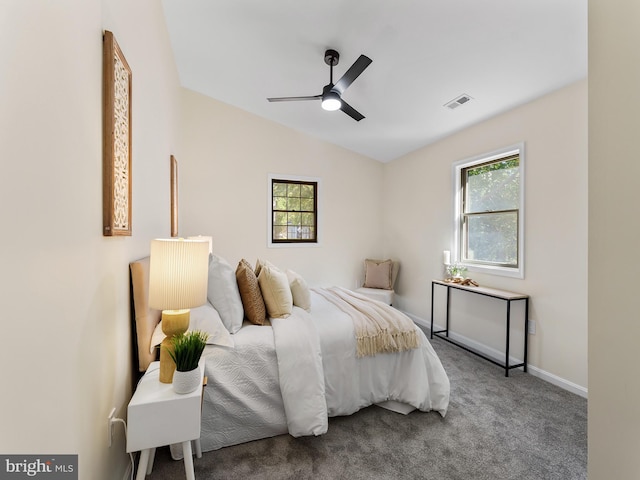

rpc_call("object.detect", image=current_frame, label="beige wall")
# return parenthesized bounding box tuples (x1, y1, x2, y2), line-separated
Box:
(178, 89, 385, 288)
(383, 80, 588, 392)
(5, 0, 623, 477)
(0, 1, 181, 478)
(588, 0, 640, 478)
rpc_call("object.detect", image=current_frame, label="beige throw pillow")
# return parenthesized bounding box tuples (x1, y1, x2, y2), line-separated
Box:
(236, 259, 267, 325)
(363, 259, 393, 290)
(254, 258, 276, 278)
(258, 265, 293, 318)
(286, 269, 311, 312)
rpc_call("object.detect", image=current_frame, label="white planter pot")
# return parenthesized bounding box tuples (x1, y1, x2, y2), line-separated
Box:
(172, 366, 201, 394)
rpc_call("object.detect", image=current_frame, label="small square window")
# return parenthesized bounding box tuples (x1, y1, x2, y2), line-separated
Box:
(271, 178, 318, 244)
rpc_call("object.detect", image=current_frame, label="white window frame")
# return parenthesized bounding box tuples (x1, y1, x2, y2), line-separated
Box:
(267, 173, 322, 248)
(452, 143, 525, 279)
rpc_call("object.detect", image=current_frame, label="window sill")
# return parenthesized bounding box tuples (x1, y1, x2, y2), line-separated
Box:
(267, 241, 321, 249)
(463, 263, 524, 279)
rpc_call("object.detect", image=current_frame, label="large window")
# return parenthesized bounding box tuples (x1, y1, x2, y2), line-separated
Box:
(453, 144, 524, 278)
(270, 177, 318, 244)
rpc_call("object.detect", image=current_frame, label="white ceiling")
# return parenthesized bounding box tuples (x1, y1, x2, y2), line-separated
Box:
(161, 0, 587, 163)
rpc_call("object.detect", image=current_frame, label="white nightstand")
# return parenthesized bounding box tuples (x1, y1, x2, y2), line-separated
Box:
(127, 361, 204, 480)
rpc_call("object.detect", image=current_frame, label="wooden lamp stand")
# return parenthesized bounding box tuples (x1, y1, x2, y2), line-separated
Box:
(159, 309, 191, 383)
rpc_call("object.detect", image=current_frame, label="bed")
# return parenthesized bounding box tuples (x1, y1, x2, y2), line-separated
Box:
(130, 254, 450, 454)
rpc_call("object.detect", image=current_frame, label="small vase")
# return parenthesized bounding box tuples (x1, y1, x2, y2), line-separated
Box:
(172, 366, 201, 394)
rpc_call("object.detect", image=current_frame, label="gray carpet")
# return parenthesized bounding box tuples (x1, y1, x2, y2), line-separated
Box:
(146, 332, 587, 480)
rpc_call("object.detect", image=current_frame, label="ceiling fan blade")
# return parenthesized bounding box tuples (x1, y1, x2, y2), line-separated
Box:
(340, 100, 365, 121)
(333, 55, 372, 95)
(267, 95, 321, 102)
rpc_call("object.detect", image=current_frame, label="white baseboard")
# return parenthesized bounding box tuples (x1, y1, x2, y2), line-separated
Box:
(407, 312, 588, 399)
(525, 364, 587, 398)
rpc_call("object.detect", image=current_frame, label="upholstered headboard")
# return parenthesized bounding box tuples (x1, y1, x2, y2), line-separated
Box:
(130, 256, 161, 372)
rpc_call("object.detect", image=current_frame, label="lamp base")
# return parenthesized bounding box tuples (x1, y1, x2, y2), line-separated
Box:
(159, 309, 191, 383)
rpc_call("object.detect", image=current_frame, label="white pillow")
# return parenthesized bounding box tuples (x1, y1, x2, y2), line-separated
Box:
(149, 302, 234, 353)
(207, 254, 244, 334)
(287, 269, 311, 312)
(258, 265, 293, 318)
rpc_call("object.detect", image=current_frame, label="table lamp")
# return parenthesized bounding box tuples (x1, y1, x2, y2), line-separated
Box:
(187, 235, 213, 255)
(149, 238, 209, 383)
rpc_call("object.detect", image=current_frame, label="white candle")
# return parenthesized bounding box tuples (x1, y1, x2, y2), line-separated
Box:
(443, 250, 451, 265)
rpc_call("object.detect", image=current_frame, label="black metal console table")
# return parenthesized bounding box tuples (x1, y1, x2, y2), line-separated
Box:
(430, 279, 529, 377)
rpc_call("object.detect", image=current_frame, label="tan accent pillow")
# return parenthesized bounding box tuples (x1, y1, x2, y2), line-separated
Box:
(287, 269, 311, 312)
(363, 259, 393, 290)
(254, 258, 275, 278)
(236, 259, 267, 325)
(258, 265, 293, 318)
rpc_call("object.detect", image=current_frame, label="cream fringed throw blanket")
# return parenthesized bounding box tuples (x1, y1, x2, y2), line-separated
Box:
(311, 287, 419, 357)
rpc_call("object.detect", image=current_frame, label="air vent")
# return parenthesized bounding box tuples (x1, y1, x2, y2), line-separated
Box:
(445, 94, 473, 110)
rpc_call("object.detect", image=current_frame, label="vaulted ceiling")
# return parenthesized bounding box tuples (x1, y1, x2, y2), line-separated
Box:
(161, 0, 587, 162)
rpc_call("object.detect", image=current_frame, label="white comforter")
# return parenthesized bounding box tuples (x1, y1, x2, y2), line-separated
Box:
(194, 290, 449, 452)
(308, 291, 449, 418)
(271, 308, 328, 437)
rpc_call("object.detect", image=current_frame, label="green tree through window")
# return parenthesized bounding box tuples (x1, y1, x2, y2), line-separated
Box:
(461, 154, 521, 268)
(272, 179, 317, 243)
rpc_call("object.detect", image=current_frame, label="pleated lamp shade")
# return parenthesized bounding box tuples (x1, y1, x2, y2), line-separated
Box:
(187, 235, 213, 255)
(148, 238, 209, 311)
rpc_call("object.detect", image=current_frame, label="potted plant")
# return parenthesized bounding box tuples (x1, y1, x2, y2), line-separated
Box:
(167, 330, 209, 394)
(446, 263, 468, 279)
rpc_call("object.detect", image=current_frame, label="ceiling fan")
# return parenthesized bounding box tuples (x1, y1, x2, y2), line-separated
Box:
(267, 49, 372, 121)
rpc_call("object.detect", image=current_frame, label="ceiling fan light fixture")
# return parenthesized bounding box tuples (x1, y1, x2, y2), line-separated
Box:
(268, 49, 371, 120)
(321, 91, 341, 111)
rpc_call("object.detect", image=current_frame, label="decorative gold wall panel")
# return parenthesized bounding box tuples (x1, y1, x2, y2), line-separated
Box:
(103, 31, 132, 236)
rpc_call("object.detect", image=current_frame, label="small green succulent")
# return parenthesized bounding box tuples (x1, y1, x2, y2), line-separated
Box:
(447, 263, 468, 278)
(167, 330, 209, 372)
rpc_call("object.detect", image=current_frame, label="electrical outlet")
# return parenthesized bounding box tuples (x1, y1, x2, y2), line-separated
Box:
(528, 319, 536, 335)
(107, 407, 116, 447)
